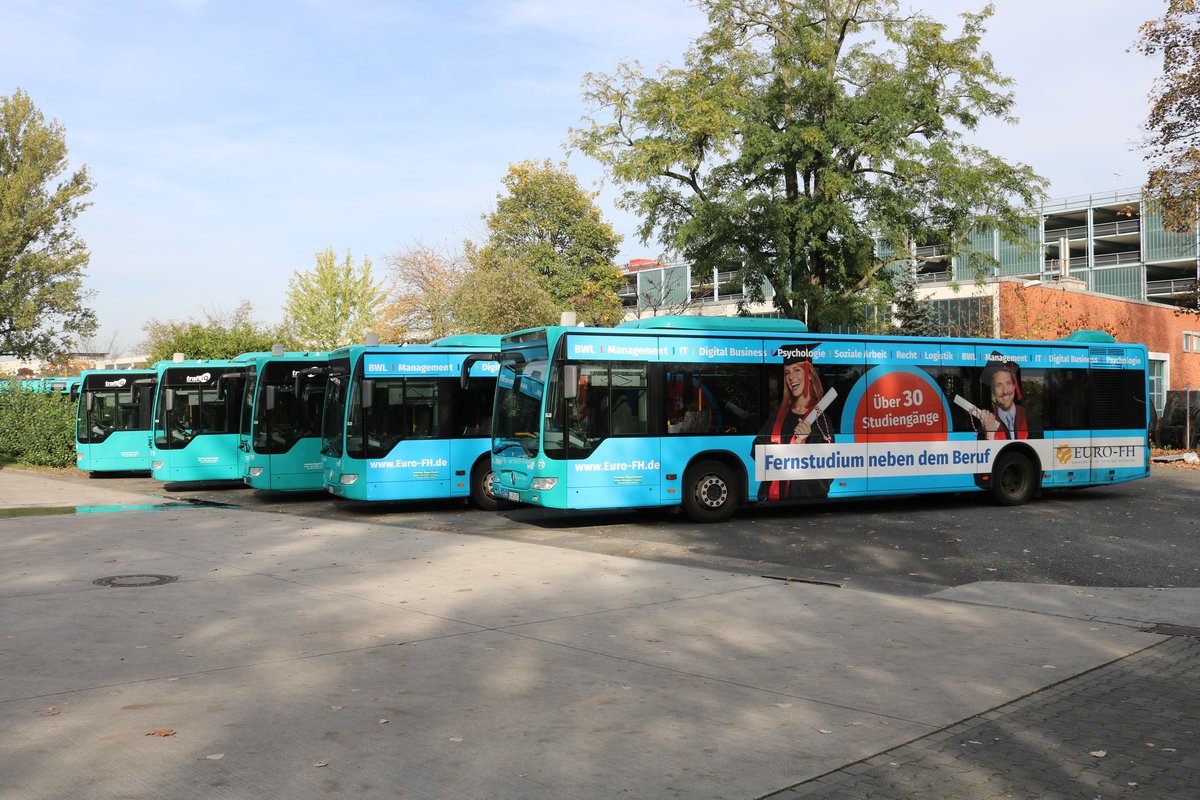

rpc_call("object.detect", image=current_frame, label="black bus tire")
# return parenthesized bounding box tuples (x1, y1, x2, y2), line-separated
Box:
(682, 460, 738, 523)
(470, 460, 506, 511)
(991, 450, 1036, 506)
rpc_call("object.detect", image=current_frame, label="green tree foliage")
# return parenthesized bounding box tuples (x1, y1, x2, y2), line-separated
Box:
(1138, 0, 1200, 233)
(284, 247, 386, 350)
(452, 251, 561, 334)
(0, 89, 97, 358)
(0, 388, 75, 468)
(480, 160, 625, 326)
(572, 1, 1047, 331)
(142, 300, 293, 363)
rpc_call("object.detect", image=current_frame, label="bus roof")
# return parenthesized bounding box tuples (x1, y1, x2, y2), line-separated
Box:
(430, 334, 502, 348)
(1061, 330, 1117, 343)
(618, 315, 809, 333)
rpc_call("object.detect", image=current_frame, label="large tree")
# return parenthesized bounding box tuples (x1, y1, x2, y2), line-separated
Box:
(1137, 0, 1200, 233)
(572, 0, 1046, 331)
(480, 159, 625, 326)
(0, 89, 97, 358)
(283, 247, 386, 350)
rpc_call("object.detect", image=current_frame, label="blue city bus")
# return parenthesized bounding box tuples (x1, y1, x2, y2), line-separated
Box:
(149, 355, 255, 483)
(321, 335, 504, 508)
(490, 316, 1150, 522)
(239, 348, 329, 491)
(75, 369, 157, 474)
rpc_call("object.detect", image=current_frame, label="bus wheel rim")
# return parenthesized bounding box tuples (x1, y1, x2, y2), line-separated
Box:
(696, 474, 728, 508)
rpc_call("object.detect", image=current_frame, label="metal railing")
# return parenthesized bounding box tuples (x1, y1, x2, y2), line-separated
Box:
(1040, 189, 1144, 213)
(1146, 278, 1198, 296)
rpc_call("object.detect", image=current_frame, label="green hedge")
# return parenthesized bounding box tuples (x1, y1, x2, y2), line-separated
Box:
(0, 389, 76, 468)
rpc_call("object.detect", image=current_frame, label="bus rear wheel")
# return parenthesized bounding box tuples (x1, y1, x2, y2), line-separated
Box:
(991, 450, 1036, 506)
(682, 460, 738, 523)
(470, 461, 506, 511)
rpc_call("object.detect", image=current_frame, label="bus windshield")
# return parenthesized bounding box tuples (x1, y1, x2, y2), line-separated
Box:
(251, 361, 327, 454)
(153, 368, 246, 450)
(345, 377, 439, 460)
(494, 358, 548, 458)
(320, 358, 351, 458)
(78, 380, 153, 443)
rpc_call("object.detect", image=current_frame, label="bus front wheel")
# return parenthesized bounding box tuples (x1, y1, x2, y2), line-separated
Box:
(470, 461, 507, 511)
(682, 460, 738, 523)
(991, 450, 1037, 506)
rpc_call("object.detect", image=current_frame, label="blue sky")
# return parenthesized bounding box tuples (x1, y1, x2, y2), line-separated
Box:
(2, 0, 1161, 354)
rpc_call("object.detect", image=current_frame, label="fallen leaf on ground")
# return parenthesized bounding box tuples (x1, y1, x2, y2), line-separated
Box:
(206, 754, 224, 760)
(1090, 750, 1107, 758)
(38, 708, 61, 716)
(146, 729, 176, 737)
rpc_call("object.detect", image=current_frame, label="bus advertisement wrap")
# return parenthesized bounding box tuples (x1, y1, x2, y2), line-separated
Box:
(492, 318, 1150, 522)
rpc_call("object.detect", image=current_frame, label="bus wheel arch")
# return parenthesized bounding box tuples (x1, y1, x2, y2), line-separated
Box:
(469, 456, 508, 511)
(990, 445, 1041, 506)
(681, 452, 744, 523)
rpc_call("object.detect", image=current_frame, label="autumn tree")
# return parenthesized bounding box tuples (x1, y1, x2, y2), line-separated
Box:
(572, 0, 1047, 332)
(0, 89, 97, 358)
(380, 242, 467, 342)
(284, 247, 386, 350)
(479, 160, 624, 326)
(1138, 0, 1200, 233)
(142, 300, 293, 363)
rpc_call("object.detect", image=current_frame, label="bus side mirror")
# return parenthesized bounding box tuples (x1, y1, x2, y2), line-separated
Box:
(164, 388, 175, 412)
(361, 379, 374, 410)
(265, 385, 276, 411)
(563, 366, 579, 400)
(85, 392, 94, 412)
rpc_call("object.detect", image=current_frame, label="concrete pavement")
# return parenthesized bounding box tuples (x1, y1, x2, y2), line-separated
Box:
(0, 468, 1196, 799)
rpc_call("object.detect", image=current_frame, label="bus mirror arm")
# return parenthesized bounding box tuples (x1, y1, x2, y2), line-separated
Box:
(459, 352, 506, 389)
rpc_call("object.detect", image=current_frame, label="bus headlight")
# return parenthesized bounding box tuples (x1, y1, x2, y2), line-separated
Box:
(339, 474, 358, 485)
(248, 467, 264, 477)
(152, 460, 164, 470)
(531, 477, 557, 490)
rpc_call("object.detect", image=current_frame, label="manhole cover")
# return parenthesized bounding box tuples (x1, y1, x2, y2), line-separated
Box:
(93, 575, 179, 588)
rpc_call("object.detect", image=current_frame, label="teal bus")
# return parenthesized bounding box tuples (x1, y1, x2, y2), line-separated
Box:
(44, 375, 83, 400)
(75, 370, 157, 474)
(149, 355, 254, 483)
(239, 347, 329, 491)
(490, 316, 1150, 522)
(321, 335, 503, 508)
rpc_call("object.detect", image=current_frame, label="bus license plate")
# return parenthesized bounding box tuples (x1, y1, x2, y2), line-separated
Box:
(507, 491, 520, 502)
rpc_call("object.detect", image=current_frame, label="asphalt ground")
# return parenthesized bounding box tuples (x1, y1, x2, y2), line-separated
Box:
(69, 465, 1200, 592)
(1, 466, 1197, 799)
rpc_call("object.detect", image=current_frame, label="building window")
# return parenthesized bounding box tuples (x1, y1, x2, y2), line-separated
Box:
(1149, 356, 1167, 415)
(1185, 332, 1200, 353)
